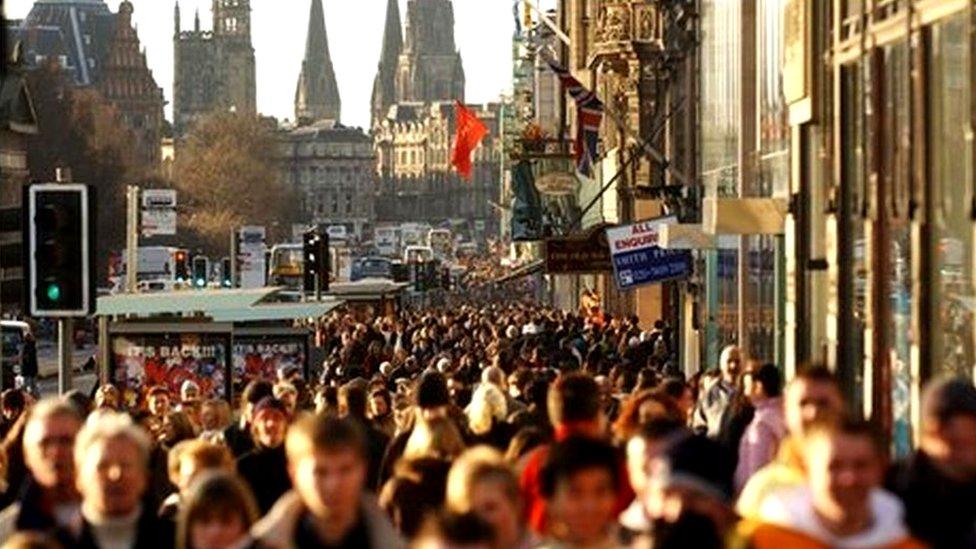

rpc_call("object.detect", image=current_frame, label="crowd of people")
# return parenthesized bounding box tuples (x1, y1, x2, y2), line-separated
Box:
(0, 302, 973, 548)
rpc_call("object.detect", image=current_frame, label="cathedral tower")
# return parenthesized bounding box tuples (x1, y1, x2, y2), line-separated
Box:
(371, 0, 402, 127)
(395, 0, 465, 104)
(295, 0, 341, 124)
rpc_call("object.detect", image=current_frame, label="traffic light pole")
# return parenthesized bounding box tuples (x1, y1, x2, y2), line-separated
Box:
(57, 318, 73, 395)
(54, 168, 74, 395)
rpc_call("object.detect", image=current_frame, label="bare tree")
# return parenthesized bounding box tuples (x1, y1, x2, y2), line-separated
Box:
(173, 112, 296, 255)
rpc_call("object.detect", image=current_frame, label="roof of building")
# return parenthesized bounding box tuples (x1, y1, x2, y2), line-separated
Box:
(14, 0, 117, 86)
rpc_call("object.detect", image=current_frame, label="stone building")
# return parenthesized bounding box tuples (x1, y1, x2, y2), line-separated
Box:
(6, 0, 165, 166)
(373, 101, 501, 238)
(277, 121, 376, 240)
(0, 45, 39, 312)
(370, 0, 499, 238)
(173, 0, 256, 135)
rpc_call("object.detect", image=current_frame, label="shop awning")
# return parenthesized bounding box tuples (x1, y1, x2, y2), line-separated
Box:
(658, 224, 740, 250)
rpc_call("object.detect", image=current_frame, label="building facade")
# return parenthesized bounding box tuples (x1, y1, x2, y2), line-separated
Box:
(173, 0, 256, 135)
(779, 0, 976, 453)
(370, 0, 500, 239)
(373, 102, 502, 237)
(539, 1, 697, 328)
(6, 0, 165, 166)
(277, 121, 376, 239)
(0, 47, 39, 313)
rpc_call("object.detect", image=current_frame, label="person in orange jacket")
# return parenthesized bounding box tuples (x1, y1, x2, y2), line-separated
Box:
(742, 419, 925, 549)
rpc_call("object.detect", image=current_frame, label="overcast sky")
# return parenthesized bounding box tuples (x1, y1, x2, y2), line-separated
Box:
(3, 0, 556, 130)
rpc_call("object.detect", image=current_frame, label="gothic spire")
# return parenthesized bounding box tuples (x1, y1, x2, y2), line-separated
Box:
(294, 0, 341, 124)
(174, 1, 180, 36)
(371, 0, 402, 126)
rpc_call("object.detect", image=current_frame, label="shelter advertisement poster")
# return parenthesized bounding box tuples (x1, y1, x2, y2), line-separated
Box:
(605, 217, 692, 290)
(111, 334, 229, 403)
(232, 336, 307, 386)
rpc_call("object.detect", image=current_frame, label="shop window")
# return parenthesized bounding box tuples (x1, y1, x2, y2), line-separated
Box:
(880, 40, 914, 456)
(928, 16, 973, 382)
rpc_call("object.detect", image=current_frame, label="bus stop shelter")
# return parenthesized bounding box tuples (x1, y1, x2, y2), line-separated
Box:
(95, 287, 342, 402)
(324, 279, 411, 319)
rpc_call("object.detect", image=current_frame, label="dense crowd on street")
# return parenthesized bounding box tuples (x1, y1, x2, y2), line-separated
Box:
(0, 299, 974, 549)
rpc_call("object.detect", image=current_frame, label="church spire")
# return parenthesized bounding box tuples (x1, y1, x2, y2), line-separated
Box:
(294, 0, 341, 124)
(174, 1, 180, 36)
(371, 0, 402, 126)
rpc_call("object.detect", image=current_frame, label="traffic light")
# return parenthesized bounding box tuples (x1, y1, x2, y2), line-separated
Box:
(174, 250, 189, 283)
(221, 257, 232, 288)
(192, 255, 209, 288)
(25, 184, 94, 316)
(303, 229, 329, 294)
(441, 267, 451, 291)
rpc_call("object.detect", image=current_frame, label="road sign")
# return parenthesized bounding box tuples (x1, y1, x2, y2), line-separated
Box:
(605, 217, 692, 290)
(543, 223, 613, 274)
(237, 226, 266, 289)
(141, 189, 176, 208)
(141, 189, 177, 237)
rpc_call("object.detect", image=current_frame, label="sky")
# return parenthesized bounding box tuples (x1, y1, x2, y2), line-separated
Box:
(2, 0, 552, 130)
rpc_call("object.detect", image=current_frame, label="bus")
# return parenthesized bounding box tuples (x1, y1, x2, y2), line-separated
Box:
(268, 243, 354, 289)
(426, 229, 454, 261)
(268, 243, 303, 289)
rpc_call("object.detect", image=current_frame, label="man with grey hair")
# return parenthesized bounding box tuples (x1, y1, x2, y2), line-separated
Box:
(0, 398, 83, 540)
(692, 344, 742, 439)
(73, 412, 173, 548)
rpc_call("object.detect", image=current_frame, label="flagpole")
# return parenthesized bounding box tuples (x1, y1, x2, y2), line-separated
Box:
(522, 0, 571, 45)
(531, 35, 690, 187)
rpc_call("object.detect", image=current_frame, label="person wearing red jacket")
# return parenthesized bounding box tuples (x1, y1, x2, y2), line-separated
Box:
(519, 372, 633, 536)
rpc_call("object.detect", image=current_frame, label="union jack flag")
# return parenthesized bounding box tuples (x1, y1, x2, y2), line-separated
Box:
(545, 58, 603, 177)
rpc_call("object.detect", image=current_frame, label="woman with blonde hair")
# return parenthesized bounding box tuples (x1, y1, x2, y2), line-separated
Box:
(465, 384, 511, 450)
(446, 446, 534, 549)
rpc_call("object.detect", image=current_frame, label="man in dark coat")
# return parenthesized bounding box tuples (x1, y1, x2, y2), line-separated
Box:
(888, 378, 976, 549)
(339, 380, 390, 490)
(71, 411, 174, 548)
(223, 380, 273, 457)
(0, 399, 83, 540)
(19, 332, 38, 397)
(237, 397, 292, 514)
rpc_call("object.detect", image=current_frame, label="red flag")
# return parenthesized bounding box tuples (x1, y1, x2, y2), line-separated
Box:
(451, 101, 488, 180)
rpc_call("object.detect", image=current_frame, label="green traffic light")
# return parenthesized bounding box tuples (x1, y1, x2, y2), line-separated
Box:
(46, 283, 62, 302)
